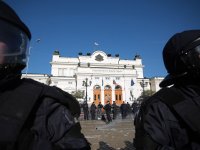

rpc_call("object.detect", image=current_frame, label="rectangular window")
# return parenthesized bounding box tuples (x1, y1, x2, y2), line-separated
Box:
(98, 94, 100, 100)
(105, 77, 110, 80)
(115, 95, 118, 100)
(94, 94, 96, 100)
(116, 77, 120, 80)
(119, 94, 121, 100)
(58, 68, 64, 76)
(64, 69, 68, 76)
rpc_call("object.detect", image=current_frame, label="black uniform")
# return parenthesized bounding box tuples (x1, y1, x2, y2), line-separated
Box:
(0, 77, 91, 149)
(103, 102, 112, 123)
(134, 85, 200, 149)
(134, 30, 200, 150)
(120, 102, 127, 119)
(97, 102, 103, 119)
(111, 102, 118, 120)
(131, 101, 139, 117)
(82, 101, 89, 120)
(90, 102, 97, 120)
(0, 2, 91, 149)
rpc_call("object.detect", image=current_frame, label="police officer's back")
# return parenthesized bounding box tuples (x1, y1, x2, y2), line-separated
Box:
(134, 30, 200, 149)
(82, 101, 89, 120)
(0, 2, 90, 149)
(90, 102, 97, 120)
(97, 102, 103, 119)
(111, 101, 118, 120)
(103, 101, 112, 123)
(120, 101, 127, 119)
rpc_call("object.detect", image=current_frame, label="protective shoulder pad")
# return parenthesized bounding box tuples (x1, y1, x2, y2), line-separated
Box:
(156, 87, 200, 135)
(42, 85, 81, 118)
(0, 78, 44, 143)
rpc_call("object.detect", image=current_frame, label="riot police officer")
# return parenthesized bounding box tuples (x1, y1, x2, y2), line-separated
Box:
(103, 101, 112, 123)
(90, 102, 97, 120)
(0, 1, 90, 149)
(82, 101, 89, 120)
(134, 30, 200, 149)
(111, 101, 118, 120)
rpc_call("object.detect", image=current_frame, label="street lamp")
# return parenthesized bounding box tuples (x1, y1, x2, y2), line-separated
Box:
(82, 78, 92, 104)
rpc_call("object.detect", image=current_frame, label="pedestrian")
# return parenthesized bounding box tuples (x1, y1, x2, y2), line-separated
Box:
(82, 101, 89, 120)
(0, 2, 91, 149)
(120, 101, 127, 119)
(134, 30, 200, 149)
(97, 101, 103, 120)
(103, 101, 112, 123)
(111, 101, 118, 120)
(90, 102, 97, 120)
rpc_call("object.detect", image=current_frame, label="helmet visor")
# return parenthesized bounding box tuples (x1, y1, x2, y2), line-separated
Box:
(183, 45, 200, 69)
(0, 19, 30, 65)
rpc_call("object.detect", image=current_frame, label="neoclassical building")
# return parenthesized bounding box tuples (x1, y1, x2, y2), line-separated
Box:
(22, 50, 164, 105)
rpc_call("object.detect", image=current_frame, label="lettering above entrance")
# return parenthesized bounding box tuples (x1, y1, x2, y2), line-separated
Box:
(95, 54, 104, 62)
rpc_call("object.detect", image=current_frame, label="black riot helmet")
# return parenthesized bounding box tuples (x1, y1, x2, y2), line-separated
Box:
(159, 30, 200, 87)
(0, 1, 31, 73)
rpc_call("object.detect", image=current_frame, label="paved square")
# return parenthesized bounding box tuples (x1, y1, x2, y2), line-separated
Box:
(80, 119, 135, 150)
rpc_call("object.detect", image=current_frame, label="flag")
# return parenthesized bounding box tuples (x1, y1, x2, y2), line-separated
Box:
(94, 42, 99, 46)
(131, 79, 135, 86)
(130, 90, 133, 97)
(113, 80, 116, 85)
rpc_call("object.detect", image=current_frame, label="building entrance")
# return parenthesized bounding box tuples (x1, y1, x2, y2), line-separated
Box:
(104, 85, 112, 104)
(93, 85, 101, 105)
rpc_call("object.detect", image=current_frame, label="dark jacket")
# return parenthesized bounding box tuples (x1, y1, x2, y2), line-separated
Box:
(97, 103, 103, 109)
(0, 77, 90, 150)
(26, 96, 89, 149)
(90, 103, 97, 113)
(82, 102, 89, 111)
(103, 103, 111, 113)
(135, 84, 200, 150)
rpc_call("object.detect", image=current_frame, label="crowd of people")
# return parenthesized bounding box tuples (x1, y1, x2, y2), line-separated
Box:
(80, 100, 140, 123)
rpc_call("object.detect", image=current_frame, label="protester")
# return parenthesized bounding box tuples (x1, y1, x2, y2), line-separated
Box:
(134, 30, 200, 149)
(0, 2, 90, 149)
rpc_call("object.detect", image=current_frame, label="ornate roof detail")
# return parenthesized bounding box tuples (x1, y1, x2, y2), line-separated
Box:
(95, 54, 104, 61)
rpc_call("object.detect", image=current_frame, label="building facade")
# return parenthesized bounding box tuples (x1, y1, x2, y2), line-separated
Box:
(50, 50, 151, 105)
(22, 50, 164, 105)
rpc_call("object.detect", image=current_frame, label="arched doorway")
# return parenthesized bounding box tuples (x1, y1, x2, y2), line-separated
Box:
(93, 85, 101, 105)
(115, 85, 123, 105)
(104, 85, 112, 104)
